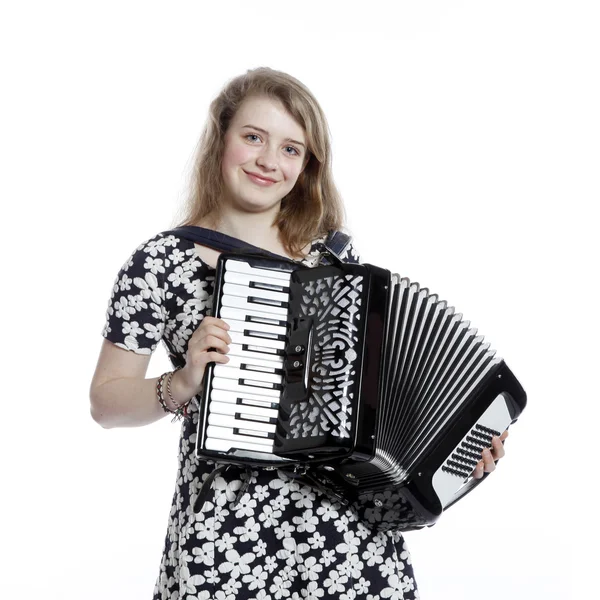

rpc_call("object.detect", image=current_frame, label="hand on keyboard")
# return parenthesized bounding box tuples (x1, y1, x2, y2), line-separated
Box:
(179, 316, 232, 396)
(471, 430, 508, 479)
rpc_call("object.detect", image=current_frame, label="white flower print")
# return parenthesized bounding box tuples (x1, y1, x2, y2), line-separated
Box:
(218, 549, 255, 579)
(292, 509, 319, 533)
(253, 538, 267, 557)
(235, 493, 258, 518)
(297, 555, 322, 582)
(270, 494, 290, 512)
(243, 564, 269, 590)
(233, 516, 260, 542)
(355, 577, 371, 594)
(204, 567, 220, 585)
(214, 531, 237, 553)
(223, 577, 242, 597)
(307, 531, 325, 550)
(340, 589, 357, 600)
(320, 548, 336, 567)
(335, 530, 361, 556)
(380, 573, 405, 600)
(192, 541, 214, 566)
(274, 520, 294, 540)
(264, 555, 278, 573)
(269, 574, 292, 599)
(379, 556, 397, 578)
(324, 568, 348, 594)
(315, 499, 339, 522)
(250, 590, 272, 600)
(275, 537, 310, 567)
(291, 486, 316, 509)
(334, 513, 350, 532)
(259, 504, 282, 528)
(363, 540, 386, 567)
(254, 484, 270, 502)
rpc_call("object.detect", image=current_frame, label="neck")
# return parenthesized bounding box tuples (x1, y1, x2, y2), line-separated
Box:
(198, 205, 288, 254)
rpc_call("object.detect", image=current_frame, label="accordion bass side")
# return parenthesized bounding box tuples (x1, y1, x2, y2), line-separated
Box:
(195, 253, 527, 531)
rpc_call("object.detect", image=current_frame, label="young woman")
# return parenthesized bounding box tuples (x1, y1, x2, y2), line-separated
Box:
(90, 67, 507, 600)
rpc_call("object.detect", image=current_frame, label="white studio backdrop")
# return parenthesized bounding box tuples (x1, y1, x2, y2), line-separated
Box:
(1, 1, 597, 598)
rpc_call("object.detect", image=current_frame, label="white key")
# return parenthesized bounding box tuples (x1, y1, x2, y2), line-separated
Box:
(223, 353, 283, 372)
(227, 343, 283, 363)
(206, 425, 274, 444)
(223, 282, 289, 304)
(228, 330, 285, 351)
(225, 270, 290, 291)
(213, 365, 283, 385)
(221, 294, 288, 318)
(224, 317, 286, 337)
(225, 259, 292, 282)
(210, 389, 279, 408)
(208, 413, 277, 434)
(209, 400, 279, 420)
(221, 307, 286, 328)
(204, 436, 273, 454)
(212, 377, 281, 397)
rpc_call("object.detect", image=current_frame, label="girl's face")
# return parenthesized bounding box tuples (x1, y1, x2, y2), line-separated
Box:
(220, 95, 308, 215)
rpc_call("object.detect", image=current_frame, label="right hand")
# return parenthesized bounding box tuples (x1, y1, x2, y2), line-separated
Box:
(178, 316, 231, 396)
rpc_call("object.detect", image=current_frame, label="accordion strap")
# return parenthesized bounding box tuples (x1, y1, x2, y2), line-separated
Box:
(163, 226, 351, 265)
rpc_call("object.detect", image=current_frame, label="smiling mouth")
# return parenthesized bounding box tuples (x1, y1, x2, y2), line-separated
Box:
(244, 171, 278, 185)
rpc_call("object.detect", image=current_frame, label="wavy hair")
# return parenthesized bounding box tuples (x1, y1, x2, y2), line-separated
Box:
(172, 67, 346, 257)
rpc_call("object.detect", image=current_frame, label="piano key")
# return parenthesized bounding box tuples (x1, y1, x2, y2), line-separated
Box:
(206, 424, 274, 444)
(213, 365, 283, 385)
(223, 317, 287, 337)
(224, 259, 292, 282)
(223, 282, 290, 304)
(209, 400, 279, 420)
(221, 353, 284, 372)
(204, 436, 273, 454)
(210, 389, 279, 408)
(208, 413, 277, 434)
(224, 270, 290, 292)
(221, 294, 288, 317)
(227, 344, 283, 369)
(228, 330, 285, 351)
(211, 376, 281, 397)
(220, 307, 287, 328)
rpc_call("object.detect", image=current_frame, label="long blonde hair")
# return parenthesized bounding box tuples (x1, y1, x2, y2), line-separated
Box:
(172, 67, 346, 257)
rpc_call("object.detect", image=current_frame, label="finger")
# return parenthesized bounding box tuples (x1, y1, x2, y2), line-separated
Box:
(195, 334, 231, 354)
(206, 351, 230, 364)
(491, 435, 506, 460)
(472, 460, 485, 479)
(202, 316, 230, 331)
(482, 447, 496, 473)
(196, 326, 233, 346)
(500, 429, 509, 442)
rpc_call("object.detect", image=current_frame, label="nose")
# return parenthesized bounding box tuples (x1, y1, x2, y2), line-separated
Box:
(256, 146, 278, 172)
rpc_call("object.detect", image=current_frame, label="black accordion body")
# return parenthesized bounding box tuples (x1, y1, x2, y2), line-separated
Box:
(194, 251, 527, 532)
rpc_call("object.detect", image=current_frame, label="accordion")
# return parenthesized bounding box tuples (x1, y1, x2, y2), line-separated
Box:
(194, 251, 527, 531)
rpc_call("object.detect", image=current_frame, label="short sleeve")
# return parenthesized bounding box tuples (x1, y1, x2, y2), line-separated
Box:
(101, 234, 169, 355)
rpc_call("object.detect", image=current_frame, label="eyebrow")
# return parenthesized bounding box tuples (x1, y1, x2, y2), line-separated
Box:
(241, 124, 306, 149)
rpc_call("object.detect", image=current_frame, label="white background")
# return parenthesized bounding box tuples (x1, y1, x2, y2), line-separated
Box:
(1, 1, 598, 598)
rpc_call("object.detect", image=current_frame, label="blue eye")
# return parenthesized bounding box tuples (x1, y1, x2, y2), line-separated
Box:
(285, 146, 300, 156)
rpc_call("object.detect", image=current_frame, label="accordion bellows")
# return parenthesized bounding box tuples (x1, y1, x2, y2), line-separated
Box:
(196, 254, 527, 531)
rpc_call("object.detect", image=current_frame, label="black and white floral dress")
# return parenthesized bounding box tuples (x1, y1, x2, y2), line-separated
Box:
(102, 229, 419, 600)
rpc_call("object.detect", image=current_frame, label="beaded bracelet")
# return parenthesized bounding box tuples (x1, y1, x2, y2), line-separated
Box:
(156, 366, 190, 422)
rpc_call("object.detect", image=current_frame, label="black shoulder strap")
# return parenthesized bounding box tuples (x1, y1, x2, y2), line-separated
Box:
(163, 226, 290, 261)
(163, 226, 352, 264)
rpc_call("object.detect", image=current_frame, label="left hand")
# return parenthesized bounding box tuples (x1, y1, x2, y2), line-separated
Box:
(471, 430, 509, 479)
